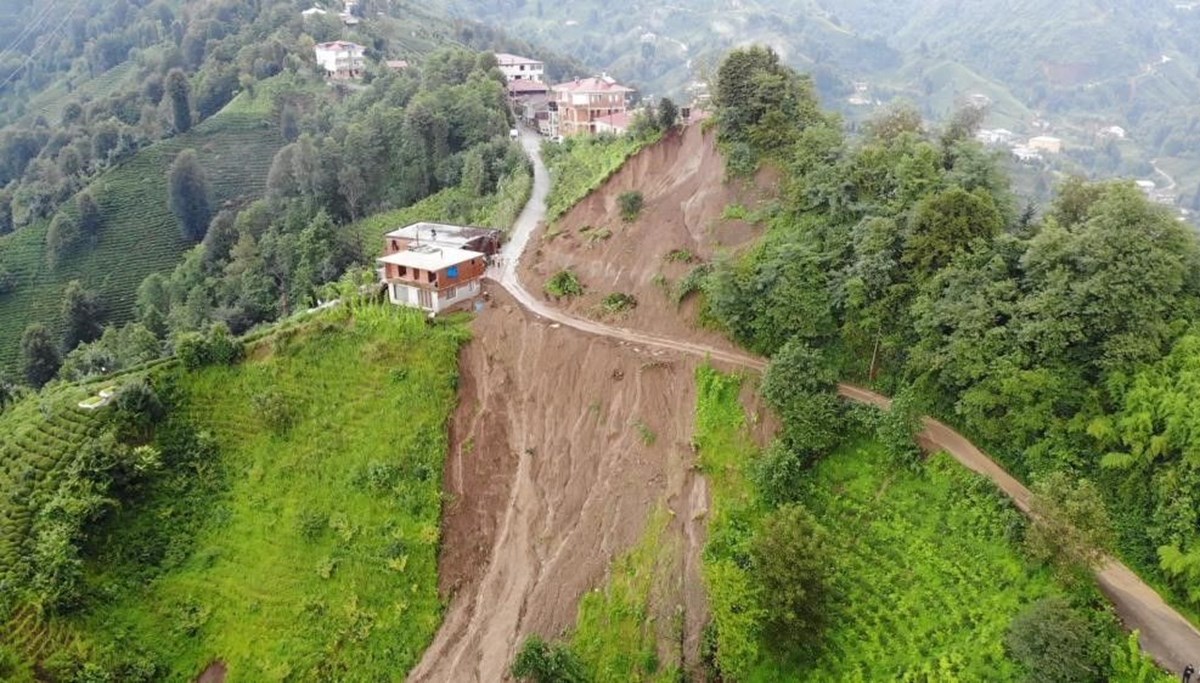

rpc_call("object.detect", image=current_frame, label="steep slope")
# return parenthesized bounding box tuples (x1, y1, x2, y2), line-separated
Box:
(520, 123, 777, 353)
(0, 95, 285, 374)
(412, 285, 774, 681)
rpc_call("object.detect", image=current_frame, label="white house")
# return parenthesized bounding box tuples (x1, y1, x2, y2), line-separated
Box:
(378, 245, 487, 314)
(495, 53, 545, 82)
(301, 6, 327, 17)
(1099, 125, 1127, 140)
(314, 41, 366, 79)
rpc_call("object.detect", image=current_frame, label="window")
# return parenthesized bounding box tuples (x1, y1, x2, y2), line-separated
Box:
(445, 285, 457, 300)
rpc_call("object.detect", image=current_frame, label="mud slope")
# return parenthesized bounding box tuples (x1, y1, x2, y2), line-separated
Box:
(411, 286, 768, 682)
(520, 124, 779, 350)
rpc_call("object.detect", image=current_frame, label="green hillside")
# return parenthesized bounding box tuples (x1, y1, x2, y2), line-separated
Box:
(0, 93, 286, 375)
(0, 303, 468, 679)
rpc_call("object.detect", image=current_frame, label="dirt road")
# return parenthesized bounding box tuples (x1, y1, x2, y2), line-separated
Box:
(480, 125, 1200, 675)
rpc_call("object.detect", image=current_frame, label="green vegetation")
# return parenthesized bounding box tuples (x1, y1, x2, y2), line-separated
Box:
(691, 365, 1117, 681)
(543, 134, 653, 222)
(0, 303, 469, 678)
(618, 191, 645, 222)
(545, 270, 585, 299)
(0, 104, 285, 375)
(597, 293, 638, 316)
(579, 225, 613, 247)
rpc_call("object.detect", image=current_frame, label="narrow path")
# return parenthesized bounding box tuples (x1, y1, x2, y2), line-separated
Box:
(482, 124, 1200, 675)
(1152, 158, 1177, 192)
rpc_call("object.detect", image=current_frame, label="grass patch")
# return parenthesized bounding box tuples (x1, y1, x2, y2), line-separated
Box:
(570, 507, 679, 682)
(580, 225, 613, 247)
(632, 420, 657, 446)
(664, 249, 697, 264)
(545, 270, 584, 299)
(62, 305, 468, 679)
(543, 133, 655, 222)
(618, 191, 645, 222)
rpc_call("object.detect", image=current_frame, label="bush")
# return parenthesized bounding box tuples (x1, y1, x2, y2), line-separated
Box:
(598, 292, 637, 315)
(253, 390, 294, 435)
(749, 503, 832, 653)
(175, 324, 244, 370)
(1005, 597, 1108, 682)
(510, 636, 590, 683)
(544, 270, 584, 299)
(751, 440, 808, 506)
(618, 191, 644, 222)
(111, 379, 166, 441)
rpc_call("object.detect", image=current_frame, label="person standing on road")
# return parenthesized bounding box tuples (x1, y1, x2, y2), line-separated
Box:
(1184, 663, 1195, 683)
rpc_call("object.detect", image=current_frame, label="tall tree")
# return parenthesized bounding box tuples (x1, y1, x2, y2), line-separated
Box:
(76, 191, 102, 241)
(0, 373, 15, 413)
(657, 97, 678, 130)
(0, 190, 12, 235)
(21, 324, 61, 388)
(166, 68, 192, 134)
(168, 149, 212, 242)
(61, 279, 103, 351)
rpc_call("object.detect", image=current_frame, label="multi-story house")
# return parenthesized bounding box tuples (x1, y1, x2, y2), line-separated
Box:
(314, 41, 366, 79)
(378, 223, 501, 314)
(495, 53, 545, 82)
(550, 75, 634, 136)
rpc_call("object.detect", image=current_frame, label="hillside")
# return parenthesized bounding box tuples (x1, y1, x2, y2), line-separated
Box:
(0, 303, 469, 679)
(0, 95, 285, 375)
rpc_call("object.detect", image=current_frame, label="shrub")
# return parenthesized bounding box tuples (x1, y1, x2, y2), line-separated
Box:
(618, 191, 644, 222)
(252, 390, 293, 434)
(111, 379, 166, 441)
(544, 270, 584, 299)
(751, 440, 808, 507)
(176, 324, 244, 370)
(510, 636, 590, 683)
(599, 292, 637, 315)
(1005, 597, 1108, 683)
(664, 248, 696, 263)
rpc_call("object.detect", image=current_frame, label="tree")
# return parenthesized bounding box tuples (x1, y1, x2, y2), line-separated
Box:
(165, 68, 192, 134)
(45, 213, 80, 268)
(21, 323, 61, 388)
(510, 636, 589, 683)
(0, 373, 16, 413)
(279, 103, 300, 142)
(76, 191, 102, 241)
(749, 503, 832, 653)
(168, 149, 211, 241)
(61, 280, 103, 351)
(760, 338, 845, 454)
(1025, 472, 1115, 578)
(0, 190, 12, 235)
(657, 96, 678, 130)
(902, 185, 1003, 276)
(1004, 597, 1107, 683)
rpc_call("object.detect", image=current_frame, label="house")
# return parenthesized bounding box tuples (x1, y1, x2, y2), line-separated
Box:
(593, 110, 632, 135)
(378, 223, 501, 314)
(967, 93, 992, 109)
(550, 75, 634, 136)
(301, 6, 328, 17)
(1011, 146, 1043, 163)
(314, 41, 366, 79)
(1027, 135, 1063, 153)
(385, 60, 410, 72)
(975, 128, 1016, 146)
(1099, 125, 1127, 140)
(495, 53, 545, 82)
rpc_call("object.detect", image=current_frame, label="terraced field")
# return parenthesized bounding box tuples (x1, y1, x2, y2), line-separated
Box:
(0, 95, 285, 374)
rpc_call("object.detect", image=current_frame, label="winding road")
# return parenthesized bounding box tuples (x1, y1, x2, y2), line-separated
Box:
(479, 127, 1200, 674)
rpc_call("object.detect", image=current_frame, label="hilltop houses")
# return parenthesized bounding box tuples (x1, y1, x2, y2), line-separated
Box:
(495, 53, 545, 82)
(314, 41, 366, 79)
(550, 75, 634, 136)
(1028, 135, 1063, 154)
(378, 223, 501, 314)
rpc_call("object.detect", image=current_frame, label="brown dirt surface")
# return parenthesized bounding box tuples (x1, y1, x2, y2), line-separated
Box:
(519, 123, 779, 351)
(410, 284, 767, 682)
(196, 661, 226, 683)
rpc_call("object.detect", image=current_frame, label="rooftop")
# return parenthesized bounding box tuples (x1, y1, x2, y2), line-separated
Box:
(386, 59, 410, 70)
(495, 52, 543, 66)
(508, 80, 549, 94)
(315, 40, 365, 51)
(385, 222, 499, 248)
(594, 111, 632, 130)
(552, 75, 634, 94)
(379, 245, 482, 271)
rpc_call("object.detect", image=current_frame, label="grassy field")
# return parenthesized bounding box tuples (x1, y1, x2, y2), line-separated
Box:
(0, 87, 288, 375)
(57, 304, 468, 680)
(692, 366, 1064, 681)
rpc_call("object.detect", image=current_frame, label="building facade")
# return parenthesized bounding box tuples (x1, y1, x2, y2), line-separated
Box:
(550, 76, 634, 136)
(495, 53, 545, 82)
(378, 223, 500, 314)
(314, 41, 366, 79)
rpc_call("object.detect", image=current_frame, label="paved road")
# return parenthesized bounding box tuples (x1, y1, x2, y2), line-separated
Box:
(485, 125, 1200, 675)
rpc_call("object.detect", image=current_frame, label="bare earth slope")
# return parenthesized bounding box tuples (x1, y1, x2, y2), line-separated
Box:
(411, 286, 751, 682)
(520, 123, 777, 350)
